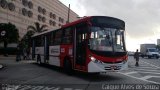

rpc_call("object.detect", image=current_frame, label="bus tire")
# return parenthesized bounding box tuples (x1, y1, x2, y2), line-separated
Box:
(64, 60, 73, 75)
(37, 55, 41, 65)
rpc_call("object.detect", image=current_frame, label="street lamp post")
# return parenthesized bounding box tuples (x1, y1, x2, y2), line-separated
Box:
(67, 4, 70, 23)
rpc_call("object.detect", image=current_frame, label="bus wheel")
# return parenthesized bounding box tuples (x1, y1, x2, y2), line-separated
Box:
(64, 60, 73, 75)
(37, 55, 41, 65)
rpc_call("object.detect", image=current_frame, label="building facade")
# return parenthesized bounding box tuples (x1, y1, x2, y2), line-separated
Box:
(0, 0, 79, 38)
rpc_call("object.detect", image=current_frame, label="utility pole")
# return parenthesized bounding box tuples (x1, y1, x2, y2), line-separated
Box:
(67, 4, 70, 23)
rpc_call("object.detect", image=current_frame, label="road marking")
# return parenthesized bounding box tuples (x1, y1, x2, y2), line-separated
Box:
(135, 66, 159, 69)
(119, 59, 160, 84)
(118, 72, 160, 84)
(141, 61, 160, 69)
(122, 57, 160, 84)
(141, 75, 160, 80)
(124, 71, 137, 75)
(134, 69, 160, 72)
(64, 88, 73, 90)
(138, 71, 160, 75)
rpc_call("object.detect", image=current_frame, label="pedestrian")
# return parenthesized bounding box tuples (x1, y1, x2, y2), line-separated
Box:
(16, 42, 23, 61)
(23, 47, 27, 60)
(134, 49, 139, 66)
(26, 47, 31, 60)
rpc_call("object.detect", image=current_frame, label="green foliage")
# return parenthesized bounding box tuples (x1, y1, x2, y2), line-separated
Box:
(27, 22, 48, 33)
(23, 22, 48, 48)
(0, 22, 19, 43)
(21, 30, 34, 48)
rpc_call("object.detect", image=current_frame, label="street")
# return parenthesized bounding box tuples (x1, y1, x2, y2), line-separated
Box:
(0, 56, 160, 90)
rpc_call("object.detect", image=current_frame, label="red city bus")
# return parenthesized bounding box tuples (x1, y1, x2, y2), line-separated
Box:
(31, 16, 128, 74)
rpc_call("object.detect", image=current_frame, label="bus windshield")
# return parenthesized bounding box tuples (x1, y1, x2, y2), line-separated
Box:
(89, 27, 125, 52)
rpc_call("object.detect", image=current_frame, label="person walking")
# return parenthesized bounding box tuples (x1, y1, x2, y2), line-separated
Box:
(23, 47, 27, 60)
(134, 49, 139, 66)
(16, 42, 23, 61)
(26, 47, 31, 60)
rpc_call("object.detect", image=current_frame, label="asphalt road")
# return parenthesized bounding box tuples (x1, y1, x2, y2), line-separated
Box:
(0, 56, 160, 90)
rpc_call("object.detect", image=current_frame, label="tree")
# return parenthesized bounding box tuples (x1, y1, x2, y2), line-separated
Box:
(0, 23, 19, 47)
(21, 30, 34, 48)
(27, 22, 48, 33)
(24, 22, 47, 48)
(0, 23, 19, 55)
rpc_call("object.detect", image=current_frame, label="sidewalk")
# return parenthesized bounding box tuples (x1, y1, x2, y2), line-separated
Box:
(0, 55, 35, 65)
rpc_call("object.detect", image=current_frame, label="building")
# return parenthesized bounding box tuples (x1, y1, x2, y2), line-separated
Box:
(0, 0, 79, 38)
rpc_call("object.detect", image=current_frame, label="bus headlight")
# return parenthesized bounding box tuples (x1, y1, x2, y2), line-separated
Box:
(90, 56, 104, 64)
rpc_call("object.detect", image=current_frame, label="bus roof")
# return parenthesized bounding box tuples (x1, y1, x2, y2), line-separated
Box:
(62, 16, 91, 28)
(62, 16, 124, 28)
(32, 16, 125, 37)
(31, 28, 57, 37)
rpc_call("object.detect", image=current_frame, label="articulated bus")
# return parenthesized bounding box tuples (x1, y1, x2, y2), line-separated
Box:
(31, 16, 128, 74)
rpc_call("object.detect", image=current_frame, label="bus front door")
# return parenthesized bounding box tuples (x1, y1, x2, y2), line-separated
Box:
(75, 24, 87, 71)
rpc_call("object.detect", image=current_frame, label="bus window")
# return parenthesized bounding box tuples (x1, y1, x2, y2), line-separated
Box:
(35, 36, 44, 47)
(50, 32, 55, 45)
(54, 30, 62, 45)
(62, 27, 73, 44)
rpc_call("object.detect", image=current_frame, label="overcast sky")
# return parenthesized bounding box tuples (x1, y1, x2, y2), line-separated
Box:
(59, 0, 160, 51)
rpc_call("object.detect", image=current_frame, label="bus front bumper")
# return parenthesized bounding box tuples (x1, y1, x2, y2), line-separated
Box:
(88, 60, 128, 73)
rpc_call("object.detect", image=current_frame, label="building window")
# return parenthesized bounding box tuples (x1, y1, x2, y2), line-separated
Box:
(22, 0, 28, 7)
(53, 14, 56, 19)
(49, 20, 52, 25)
(59, 17, 64, 23)
(8, 3, 15, 11)
(42, 8, 46, 15)
(22, 8, 28, 16)
(53, 21, 56, 26)
(28, 1, 33, 9)
(38, 15, 42, 21)
(38, 6, 42, 13)
(50, 12, 56, 19)
(42, 17, 46, 22)
(1, 0, 7, 9)
(38, 6, 46, 15)
(49, 12, 52, 18)
(28, 10, 33, 17)
(49, 20, 56, 26)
